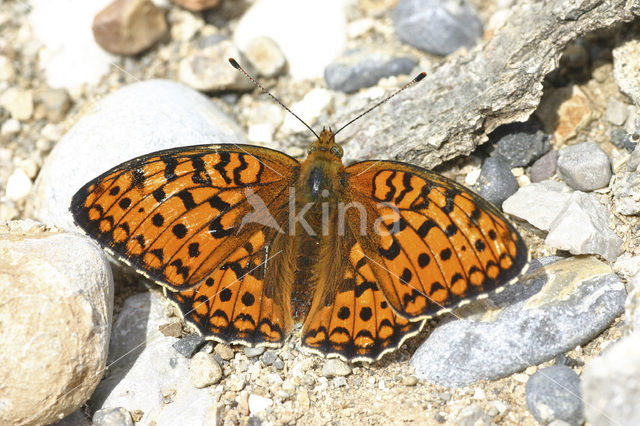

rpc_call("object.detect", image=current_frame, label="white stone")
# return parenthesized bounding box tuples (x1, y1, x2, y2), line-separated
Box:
(233, 0, 347, 79)
(30, 0, 116, 90)
(502, 180, 573, 231)
(243, 37, 287, 78)
(248, 394, 273, 414)
(282, 88, 333, 134)
(612, 254, 640, 281)
(30, 80, 247, 232)
(626, 273, 640, 333)
(347, 18, 375, 39)
(5, 168, 33, 201)
(464, 168, 480, 186)
(545, 192, 622, 261)
(0, 118, 21, 136)
(188, 353, 223, 388)
(0, 55, 15, 81)
(0, 224, 112, 425)
(41, 123, 64, 142)
(0, 87, 34, 120)
(613, 39, 640, 106)
(604, 98, 630, 126)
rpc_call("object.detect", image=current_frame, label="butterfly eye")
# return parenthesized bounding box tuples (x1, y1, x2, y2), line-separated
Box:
(307, 145, 316, 154)
(330, 145, 343, 158)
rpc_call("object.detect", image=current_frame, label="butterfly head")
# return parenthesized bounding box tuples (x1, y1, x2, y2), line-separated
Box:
(307, 127, 344, 159)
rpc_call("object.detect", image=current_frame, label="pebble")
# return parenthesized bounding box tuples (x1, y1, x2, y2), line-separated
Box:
(170, 0, 220, 11)
(545, 191, 622, 261)
(5, 168, 33, 201)
(411, 257, 625, 387)
(189, 353, 223, 388)
(403, 375, 419, 386)
(525, 366, 584, 426)
(492, 122, 551, 168)
(178, 36, 254, 91)
(260, 350, 278, 366)
(244, 346, 267, 358)
(503, 180, 573, 231)
(609, 128, 637, 152)
(475, 155, 519, 207)
(92, 407, 134, 426)
(215, 343, 235, 360)
(321, 359, 352, 377)
(281, 88, 333, 134)
(233, 0, 347, 79)
(243, 37, 287, 78)
(30, 0, 116, 89)
(248, 394, 273, 415)
(35, 88, 72, 123)
(536, 86, 594, 144)
(604, 98, 630, 126)
(557, 142, 612, 191)
(392, 0, 483, 56)
(612, 169, 640, 215)
(454, 403, 487, 426)
(530, 149, 559, 182)
(581, 333, 640, 425)
(31, 79, 247, 232)
(0, 87, 34, 120)
(92, 0, 168, 56)
(173, 333, 206, 358)
(0, 222, 113, 425)
(0, 118, 21, 137)
(324, 48, 417, 93)
(613, 39, 640, 106)
(0, 55, 15, 81)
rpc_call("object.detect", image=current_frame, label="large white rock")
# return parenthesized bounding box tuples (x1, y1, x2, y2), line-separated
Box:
(502, 180, 573, 231)
(233, 0, 347, 79)
(0, 220, 113, 425)
(30, 79, 247, 232)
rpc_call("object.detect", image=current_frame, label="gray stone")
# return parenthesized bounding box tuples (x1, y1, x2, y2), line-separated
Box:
(454, 403, 488, 426)
(492, 122, 550, 167)
(582, 334, 640, 426)
(244, 346, 266, 358)
(324, 48, 418, 93)
(610, 128, 637, 152)
(613, 39, 640, 106)
(612, 169, 640, 216)
(321, 359, 352, 377)
(627, 143, 640, 171)
(188, 352, 223, 388)
(173, 333, 206, 358)
(530, 149, 559, 182)
(92, 407, 134, 426)
(526, 366, 584, 426)
(604, 98, 630, 126)
(0, 221, 113, 425)
(475, 155, 519, 207)
(545, 192, 622, 261)
(260, 350, 279, 366)
(392, 0, 483, 56)
(411, 256, 626, 387)
(243, 36, 287, 78)
(502, 180, 573, 231)
(30, 79, 247, 233)
(215, 343, 235, 360)
(557, 142, 612, 191)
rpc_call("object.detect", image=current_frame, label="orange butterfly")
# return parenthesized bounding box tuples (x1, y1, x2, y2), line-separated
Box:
(70, 60, 528, 362)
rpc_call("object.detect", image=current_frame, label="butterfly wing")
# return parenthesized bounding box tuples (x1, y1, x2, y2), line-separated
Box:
(71, 144, 299, 346)
(343, 160, 529, 322)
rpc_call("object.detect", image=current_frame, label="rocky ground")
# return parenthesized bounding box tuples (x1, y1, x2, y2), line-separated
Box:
(1, 0, 640, 425)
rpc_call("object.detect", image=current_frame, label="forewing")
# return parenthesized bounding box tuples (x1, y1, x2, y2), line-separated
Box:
(345, 160, 528, 321)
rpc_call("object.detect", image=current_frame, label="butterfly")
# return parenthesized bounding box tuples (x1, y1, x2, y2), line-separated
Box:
(70, 60, 528, 362)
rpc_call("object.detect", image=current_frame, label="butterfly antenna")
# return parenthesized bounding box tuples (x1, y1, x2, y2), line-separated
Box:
(229, 58, 320, 140)
(334, 72, 427, 137)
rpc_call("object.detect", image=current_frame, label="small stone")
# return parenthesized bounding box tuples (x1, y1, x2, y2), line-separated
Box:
(170, 0, 220, 11)
(5, 168, 33, 201)
(609, 128, 637, 152)
(612, 169, 640, 215)
(605, 98, 631, 126)
(0, 87, 34, 121)
(454, 403, 487, 426)
(613, 39, 640, 106)
(530, 150, 559, 182)
(403, 375, 418, 386)
(324, 47, 417, 93)
(475, 155, 519, 207)
(582, 334, 640, 425)
(321, 359, 352, 377)
(189, 352, 223, 388)
(273, 358, 285, 370)
(92, 407, 134, 426)
(178, 37, 253, 92)
(248, 394, 273, 415)
(492, 121, 551, 167)
(392, 0, 483, 56)
(0, 118, 21, 137)
(40, 123, 64, 142)
(243, 37, 286, 78)
(526, 366, 584, 426)
(172, 333, 205, 358)
(546, 192, 622, 261)
(92, 0, 168, 56)
(244, 346, 266, 357)
(281, 88, 333, 134)
(0, 55, 15, 81)
(628, 144, 640, 171)
(260, 350, 278, 366)
(158, 321, 183, 338)
(557, 142, 612, 191)
(503, 180, 573, 231)
(35, 88, 71, 123)
(214, 343, 234, 360)
(537, 86, 594, 144)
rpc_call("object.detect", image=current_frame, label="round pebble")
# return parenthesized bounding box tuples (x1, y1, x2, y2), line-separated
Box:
(92, 407, 134, 426)
(557, 142, 611, 191)
(244, 346, 266, 358)
(321, 359, 352, 377)
(526, 366, 584, 426)
(475, 155, 519, 207)
(243, 36, 287, 78)
(189, 353, 223, 388)
(530, 149, 559, 182)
